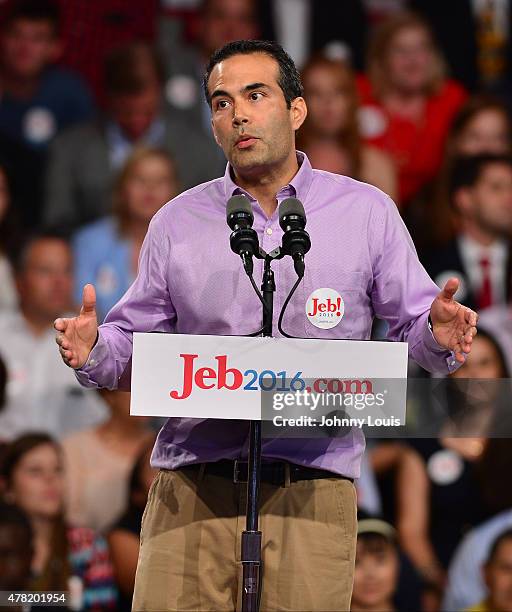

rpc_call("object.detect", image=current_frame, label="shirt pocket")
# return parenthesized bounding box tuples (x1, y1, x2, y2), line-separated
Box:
(302, 269, 371, 340)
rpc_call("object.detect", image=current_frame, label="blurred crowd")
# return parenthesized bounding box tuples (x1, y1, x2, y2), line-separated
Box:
(1, 0, 512, 610)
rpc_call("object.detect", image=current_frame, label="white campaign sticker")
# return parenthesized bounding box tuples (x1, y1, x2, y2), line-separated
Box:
(427, 449, 464, 485)
(358, 105, 388, 139)
(306, 288, 344, 329)
(23, 107, 56, 144)
(165, 75, 198, 109)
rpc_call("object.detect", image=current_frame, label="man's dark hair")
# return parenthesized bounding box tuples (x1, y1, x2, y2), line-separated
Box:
(105, 42, 165, 96)
(3, 0, 60, 35)
(449, 153, 512, 200)
(203, 39, 303, 109)
(10, 230, 70, 276)
(486, 528, 512, 565)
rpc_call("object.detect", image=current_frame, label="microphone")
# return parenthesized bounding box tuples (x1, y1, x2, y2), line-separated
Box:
(226, 195, 259, 275)
(279, 197, 311, 277)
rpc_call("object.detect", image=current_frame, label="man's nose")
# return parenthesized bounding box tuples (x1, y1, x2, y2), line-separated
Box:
(232, 102, 249, 127)
(232, 114, 249, 127)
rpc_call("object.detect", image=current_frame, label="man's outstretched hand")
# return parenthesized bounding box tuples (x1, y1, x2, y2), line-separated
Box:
(54, 283, 99, 369)
(430, 277, 478, 364)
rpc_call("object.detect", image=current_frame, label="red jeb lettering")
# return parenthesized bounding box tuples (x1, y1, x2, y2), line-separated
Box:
(170, 353, 198, 400)
(195, 367, 216, 389)
(216, 355, 243, 390)
(308, 298, 319, 316)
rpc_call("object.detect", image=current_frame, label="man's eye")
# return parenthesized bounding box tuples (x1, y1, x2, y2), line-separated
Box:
(217, 100, 230, 109)
(250, 92, 263, 101)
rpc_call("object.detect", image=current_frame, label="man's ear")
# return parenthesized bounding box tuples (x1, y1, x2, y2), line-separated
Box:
(290, 97, 307, 132)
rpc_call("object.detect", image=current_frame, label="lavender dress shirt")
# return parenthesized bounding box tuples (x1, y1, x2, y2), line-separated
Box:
(75, 152, 456, 478)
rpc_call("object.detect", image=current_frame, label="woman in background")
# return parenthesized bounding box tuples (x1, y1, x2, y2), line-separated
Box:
(298, 54, 397, 202)
(426, 95, 512, 246)
(0, 433, 117, 610)
(72, 147, 179, 321)
(358, 12, 467, 207)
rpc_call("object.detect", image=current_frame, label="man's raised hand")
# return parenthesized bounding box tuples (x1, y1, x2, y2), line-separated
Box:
(430, 277, 478, 364)
(54, 283, 99, 369)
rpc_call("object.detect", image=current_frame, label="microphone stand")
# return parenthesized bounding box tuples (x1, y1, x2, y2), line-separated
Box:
(241, 249, 283, 612)
(230, 199, 308, 611)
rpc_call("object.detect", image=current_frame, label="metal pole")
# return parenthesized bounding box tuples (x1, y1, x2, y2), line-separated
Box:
(241, 258, 275, 611)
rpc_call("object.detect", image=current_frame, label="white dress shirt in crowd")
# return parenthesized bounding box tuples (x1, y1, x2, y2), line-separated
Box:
(0, 311, 107, 441)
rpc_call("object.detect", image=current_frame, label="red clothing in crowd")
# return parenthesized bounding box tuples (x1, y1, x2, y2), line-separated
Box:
(0, 0, 158, 105)
(58, 0, 158, 104)
(357, 75, 467, 203)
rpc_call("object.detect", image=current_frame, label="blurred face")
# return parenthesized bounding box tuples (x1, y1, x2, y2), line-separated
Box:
(8, 444, 64, 520)
(303, 65, 351, 138)
(124, 156, 177, 223)
(485, 539, 512, 612)
(352, 540, 399, 609)
(0, 168, 9, 222)
(201, 0, 258, 58)
(457, 163, 512, 235)
(456, 110, 510, 156)
(110, 84, 161, 141)
(386, 26, 435, 94)
(451, 335, 504, 380)
(0, 524, 32, 589)
(1, 19, 60, 79)
(16, 238, 73, 322)
(209, 53, 306, 178)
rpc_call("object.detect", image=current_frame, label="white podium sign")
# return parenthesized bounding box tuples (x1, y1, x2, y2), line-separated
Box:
(131, 333, 408, 424)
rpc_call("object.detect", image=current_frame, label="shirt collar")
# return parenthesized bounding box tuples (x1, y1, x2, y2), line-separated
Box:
(458, 234, 508, 263)
(222, 150, 314, 206)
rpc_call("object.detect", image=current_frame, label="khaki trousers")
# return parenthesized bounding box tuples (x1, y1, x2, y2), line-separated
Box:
(132, 466, 357, 612)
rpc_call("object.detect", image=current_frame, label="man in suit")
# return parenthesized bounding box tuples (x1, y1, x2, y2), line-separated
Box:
(43, 41, 219, 231)
(421, 154, 512, 312)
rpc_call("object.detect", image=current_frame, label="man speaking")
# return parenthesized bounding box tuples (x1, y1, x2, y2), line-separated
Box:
(55, 41, 477, 611)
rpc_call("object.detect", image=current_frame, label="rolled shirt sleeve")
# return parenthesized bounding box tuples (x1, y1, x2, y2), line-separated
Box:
(368, 191, 458, 374)
(74, 211, 176, 389)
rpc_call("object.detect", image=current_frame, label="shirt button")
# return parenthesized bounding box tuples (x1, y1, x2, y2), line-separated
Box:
(89, 359, 97, 367)
(266, 228, 273, 235)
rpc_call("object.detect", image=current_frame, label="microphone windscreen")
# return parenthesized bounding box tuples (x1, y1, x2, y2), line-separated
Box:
(279, 197, 306, 220)
(227, 194, 252, 218)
